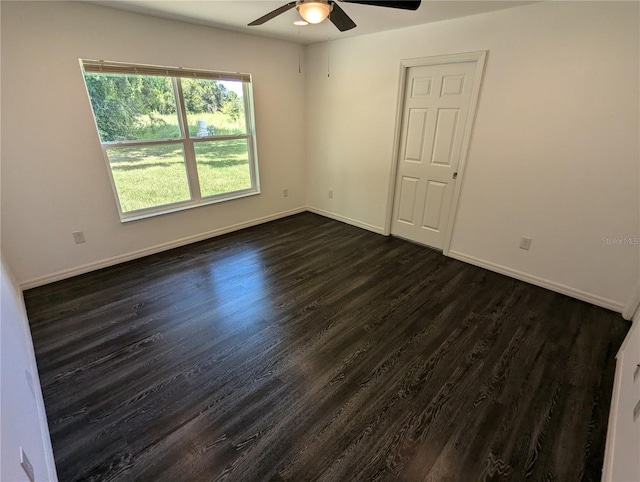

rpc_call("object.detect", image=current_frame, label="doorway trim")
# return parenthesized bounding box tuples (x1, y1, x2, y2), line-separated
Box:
(384, 51, 487, 255)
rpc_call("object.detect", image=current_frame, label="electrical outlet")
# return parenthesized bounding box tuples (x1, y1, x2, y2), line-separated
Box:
(72, 231, 86, 244)
(519, 236, 532, 250)
(20, 447, 35, 482)
(283, 188, 289, 198)
(328, 189, 334, 199)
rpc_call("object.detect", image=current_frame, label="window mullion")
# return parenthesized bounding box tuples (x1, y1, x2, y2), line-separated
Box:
(243, 82, 259, 191)
(174, 78, 201, 201)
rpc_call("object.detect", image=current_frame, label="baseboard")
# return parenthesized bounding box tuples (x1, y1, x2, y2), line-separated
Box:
(21, 210, 625, 315)
(447, 250, 625, 313)
(9, 262, 60, 481)
(306, 207, 386, 235)
(28, 319, 59, 482)
(601, 352, 623, 482)
(20, 207, 306, 290)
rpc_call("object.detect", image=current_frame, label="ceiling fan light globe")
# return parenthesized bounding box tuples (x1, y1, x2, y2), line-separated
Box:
(298, 2, 331, 24)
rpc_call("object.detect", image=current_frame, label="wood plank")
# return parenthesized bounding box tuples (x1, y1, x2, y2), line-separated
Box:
(24, 213, 629, 481)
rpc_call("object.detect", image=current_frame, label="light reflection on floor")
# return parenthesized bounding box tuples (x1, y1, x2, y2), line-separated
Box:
(207, 246, 270, 329)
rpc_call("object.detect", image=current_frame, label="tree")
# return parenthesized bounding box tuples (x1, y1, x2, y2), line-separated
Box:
(84, 73, 140, 142)
(83, 73, 231, 142)
(220, 91, 242, 123)
(140, 76, 175, 114)
(182, 78, 228, 114)
(84, 73, 176, 142)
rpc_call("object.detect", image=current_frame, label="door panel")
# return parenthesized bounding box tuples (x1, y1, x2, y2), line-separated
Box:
(411, 77, 433, 97)
(431, 108, 459, 166)
(441, 74, 465, 96)
(404, 109, 428, 162)
(398, 176, 419, 224)
(423, 180, 446, 229)
(391, 61, 478, 249)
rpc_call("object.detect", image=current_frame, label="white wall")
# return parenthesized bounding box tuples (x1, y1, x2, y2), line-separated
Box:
(1, 1, 307, 287)
(305, 1, 639, 310)
(2, 1, 638, 311)
(1, 256, 58, 481)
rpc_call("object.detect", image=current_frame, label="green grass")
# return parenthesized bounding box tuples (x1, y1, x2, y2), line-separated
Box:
(185, 111, 246, 137)
(136, 111, 246, 140)
(194, 139, 251, 197)
(107, 138, 250, 213)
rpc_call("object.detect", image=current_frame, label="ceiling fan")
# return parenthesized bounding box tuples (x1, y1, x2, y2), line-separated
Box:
(248, 0, 421, 32)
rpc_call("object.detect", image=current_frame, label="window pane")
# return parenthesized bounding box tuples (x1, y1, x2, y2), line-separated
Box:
(182, 78, 247, 137)
(84, 73, 181, 142)
(106, 144, 190, 212)
(194, 139, 252, 197)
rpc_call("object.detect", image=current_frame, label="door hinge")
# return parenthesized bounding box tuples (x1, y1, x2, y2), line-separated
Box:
(453, 172, 458, 180)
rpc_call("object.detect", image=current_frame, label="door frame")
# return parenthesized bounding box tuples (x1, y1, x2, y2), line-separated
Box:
(384, 51, 487, 255)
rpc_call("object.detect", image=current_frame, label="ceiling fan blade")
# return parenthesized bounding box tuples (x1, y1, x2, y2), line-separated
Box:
(248, 1, 297, 26)
(330, 2, 357, 32)
(340, 0, 420, 10)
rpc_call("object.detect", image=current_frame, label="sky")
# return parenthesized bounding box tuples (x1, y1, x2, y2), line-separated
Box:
(220, 80, 244, 97)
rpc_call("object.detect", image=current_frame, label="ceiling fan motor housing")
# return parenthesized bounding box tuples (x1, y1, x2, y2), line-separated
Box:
(297, 0, 333, 25)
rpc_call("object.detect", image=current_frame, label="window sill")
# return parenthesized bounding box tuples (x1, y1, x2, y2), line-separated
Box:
(119, 189, 260, 223)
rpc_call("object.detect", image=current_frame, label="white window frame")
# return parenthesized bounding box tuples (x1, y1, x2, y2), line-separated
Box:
(80, 60, 260, 222)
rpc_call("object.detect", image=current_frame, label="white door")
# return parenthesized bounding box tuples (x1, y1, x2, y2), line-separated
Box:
(391, 60, 479, 249)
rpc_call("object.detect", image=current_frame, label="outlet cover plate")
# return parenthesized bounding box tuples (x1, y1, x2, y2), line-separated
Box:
(519, 236, 532, 250)
(72, 231, 86, 244)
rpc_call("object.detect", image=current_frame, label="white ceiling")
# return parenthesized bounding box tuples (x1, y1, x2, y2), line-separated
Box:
(95, 0, 536, 44)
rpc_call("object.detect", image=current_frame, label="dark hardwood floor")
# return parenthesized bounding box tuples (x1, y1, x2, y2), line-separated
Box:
(25, 213, 629, 481)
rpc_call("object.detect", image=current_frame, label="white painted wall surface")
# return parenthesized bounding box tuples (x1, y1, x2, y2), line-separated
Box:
(305, 1, 639, 310)
(1, 256, 58, 481)
(1, 1, 307, 287)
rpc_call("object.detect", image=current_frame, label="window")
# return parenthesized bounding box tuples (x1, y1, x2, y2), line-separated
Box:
(80, 60, 259, 221)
